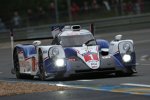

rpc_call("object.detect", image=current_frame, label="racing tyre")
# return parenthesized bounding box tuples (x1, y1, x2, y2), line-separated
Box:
(115, 68, 134, 77)
(38, 50, 46, 80)
(14, 49, 34, 79)
(54, 71, 65, 80)
(125, 68, 134, 76)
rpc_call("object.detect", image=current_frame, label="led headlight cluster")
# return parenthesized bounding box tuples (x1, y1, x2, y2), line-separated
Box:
(122, 54, 131, 63)
(49, 47, 65, 67)
(52, 48, 59, 56)
(123, 43, 130, 51)
(54, 59, 65, 67)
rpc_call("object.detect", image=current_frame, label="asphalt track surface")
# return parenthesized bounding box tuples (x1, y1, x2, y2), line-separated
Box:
(0, 28, 150, 100)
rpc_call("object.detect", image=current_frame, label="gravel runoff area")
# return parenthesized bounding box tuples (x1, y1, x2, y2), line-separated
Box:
(0, 81, 73, 97)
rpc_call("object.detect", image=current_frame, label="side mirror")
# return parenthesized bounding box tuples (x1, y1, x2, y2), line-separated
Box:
(59, 41, 62, 45)
(82, 43, 87, 47)
(101, 48, 109, 56)
(33, 41, 41, 46)
(115, 35, 122, 41)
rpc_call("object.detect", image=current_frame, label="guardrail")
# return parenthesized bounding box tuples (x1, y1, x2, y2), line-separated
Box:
(0, 13, 150, 43)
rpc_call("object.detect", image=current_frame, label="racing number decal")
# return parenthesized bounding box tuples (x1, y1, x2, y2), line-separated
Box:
(89, 54, 94, 60)
(75, 47, 100, 69)
(32, 57, 36, 71)
(84, 53, 99, 62)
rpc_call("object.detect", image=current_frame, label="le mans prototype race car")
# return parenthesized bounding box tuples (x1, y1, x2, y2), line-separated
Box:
(12, 25, 136, 80)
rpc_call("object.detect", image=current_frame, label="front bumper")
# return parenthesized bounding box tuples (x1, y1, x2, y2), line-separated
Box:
(65, 55, 122, 75)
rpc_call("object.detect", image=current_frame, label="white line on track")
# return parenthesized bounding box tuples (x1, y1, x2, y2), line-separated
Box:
(136, 63, 150, 66)
(77, 80, 93, 82)
(121, 83, 150, 88)
(55, 83, 101, 91)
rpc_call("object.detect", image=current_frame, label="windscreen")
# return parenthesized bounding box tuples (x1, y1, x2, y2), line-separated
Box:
(60, 34, 96, 47)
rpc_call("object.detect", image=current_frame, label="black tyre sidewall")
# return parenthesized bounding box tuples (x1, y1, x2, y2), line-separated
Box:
(39, 50, 46, 80)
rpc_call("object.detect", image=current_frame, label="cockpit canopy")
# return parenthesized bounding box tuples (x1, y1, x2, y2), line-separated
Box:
(51, 25, 96, 47)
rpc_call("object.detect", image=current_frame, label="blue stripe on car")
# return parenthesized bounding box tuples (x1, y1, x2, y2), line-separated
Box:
(44, 58, 67, 73)
(96, 39, 109, 49)
(64, 48, 77, 58)
(112, 53, 124, 68)
(16, 44, 36, 58)
(44, 58, 56, 73)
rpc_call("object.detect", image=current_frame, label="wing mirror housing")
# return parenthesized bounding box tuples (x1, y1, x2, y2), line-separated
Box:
(33, 40, 41, 46)
(115, 35, 122, 41)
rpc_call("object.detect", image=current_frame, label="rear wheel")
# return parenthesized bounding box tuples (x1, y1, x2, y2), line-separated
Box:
(38, 50, 46, 80)
(13, 49, 34, 79)
(14, 49, 24, 79)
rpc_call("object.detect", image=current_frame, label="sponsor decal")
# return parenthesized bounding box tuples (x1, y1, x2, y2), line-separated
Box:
(74, 46, 100, 69)
(83, 53, 99, 62)
(19, 61, 30, 68)
(19, 56, 37, 72)
(102, 56, 111, 59)
(88, 60, 99, 69)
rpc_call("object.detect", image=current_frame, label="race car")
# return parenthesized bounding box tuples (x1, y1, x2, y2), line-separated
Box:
(12, 25, 136, 80)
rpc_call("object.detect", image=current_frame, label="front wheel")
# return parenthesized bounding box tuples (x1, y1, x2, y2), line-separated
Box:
(115, 68, 134, 77)
(54, 71, 65, 80)
(38, 50, 46, 80)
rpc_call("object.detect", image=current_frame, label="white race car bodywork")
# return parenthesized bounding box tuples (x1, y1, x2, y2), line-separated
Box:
(73, 46, 100, 69)
(17, 46, 51, 75)
(12, 25, 136, 80)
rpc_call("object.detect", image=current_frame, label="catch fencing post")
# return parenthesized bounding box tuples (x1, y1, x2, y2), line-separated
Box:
(10, 28, 15, 74)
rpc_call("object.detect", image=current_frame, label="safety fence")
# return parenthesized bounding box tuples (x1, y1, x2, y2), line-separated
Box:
(0, 13, 150, 43)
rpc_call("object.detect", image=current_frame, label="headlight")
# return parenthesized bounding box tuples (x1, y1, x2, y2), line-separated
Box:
(52, 48, 59, 56)
(123, 43, 130, 51)
(55, 59, 65, 67)
(122, 54, 131, 63)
